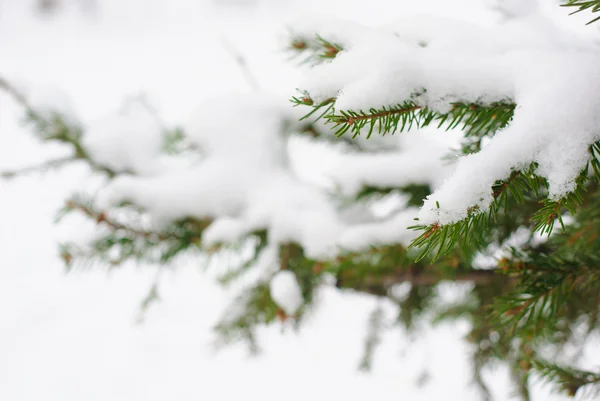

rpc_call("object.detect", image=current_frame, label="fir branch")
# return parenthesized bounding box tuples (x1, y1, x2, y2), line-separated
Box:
(213, 282, 281, 354)
(59, 226, 206, 269)
(287, 34, 344, 64)
(405, 170, 541, 263)
(332, 244, 507, 298)
(407, 157, 600, 262)
(293, 91, 515, 138)
(316, 35, 343, 59)
(492, 253, 600, 336)
(0, 75, 117, 176)
(290, 91, 335, 122)
(533, 163, 590, 236)
(162, 126, 201, 155)
(136, 270, 163, 323)
(216, 231, 269, 286)
(326, 100, 515, 138)
(57, 195, 212, 267)
(0, 156, 76, 179)
(64, 198, 175, 241)
(364, 268, 502, 288)
(358, 304, 385, 371)
(562, 0, 600, 24)
(328, 102, 425, 138)
(533, 359, 600, 397)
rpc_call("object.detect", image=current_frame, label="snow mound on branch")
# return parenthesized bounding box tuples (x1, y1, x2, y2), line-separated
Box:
(339, 209, 417, 252)
(94, 92, 447, 257)
(297, 11, 600, 225)
(324, 131, 454, 196)
(95, 94, 344, 258)
(269, 270, 303, 315)
(83, 102, 164, 176)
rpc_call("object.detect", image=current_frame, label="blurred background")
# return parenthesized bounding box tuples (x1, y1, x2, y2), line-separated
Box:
(0, 1, 593, 400)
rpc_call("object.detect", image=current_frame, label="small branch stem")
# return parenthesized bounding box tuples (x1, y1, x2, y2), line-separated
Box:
(66, 199, 172, 241)
(343, 105, 422, 126)
(220, 36, 260, 92)
(0, 156, 76, 179)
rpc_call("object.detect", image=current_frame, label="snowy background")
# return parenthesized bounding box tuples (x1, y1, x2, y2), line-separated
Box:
(0, 0, 592, 400)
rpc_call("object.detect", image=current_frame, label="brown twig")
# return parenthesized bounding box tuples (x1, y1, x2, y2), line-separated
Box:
(66, 199, 172, 241)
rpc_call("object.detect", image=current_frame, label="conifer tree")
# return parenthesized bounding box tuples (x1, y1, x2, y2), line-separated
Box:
(3, 1, 600, 399)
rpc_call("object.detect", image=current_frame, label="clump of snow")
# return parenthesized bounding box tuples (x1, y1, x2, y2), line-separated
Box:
(94, 94, 345, 258)
(298, 10, 600, 226)
(323, 130, 454, 197)
(269, 270, 303, 315)
(339, 209, 418, 251)
(203, 217, 250, 247)
(7, 79, 80, 122)
(82, 101, 164, 176)
(76, 5, 600, 269)
(93, 90, 460, 258)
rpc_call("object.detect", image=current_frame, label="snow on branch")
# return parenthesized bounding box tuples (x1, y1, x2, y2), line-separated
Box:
(294, 13, 600, 258)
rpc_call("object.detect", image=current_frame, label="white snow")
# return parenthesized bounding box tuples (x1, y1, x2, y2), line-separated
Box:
(324, 130, 455, 197)
(298, 8, 600, 226)
(82, 101, 165, 176)
(0, 1, 598, 401)
(269, 270, 304, 315)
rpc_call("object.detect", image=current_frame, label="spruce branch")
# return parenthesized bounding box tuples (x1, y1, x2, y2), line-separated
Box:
(326, 100, 515, 138)
(406, 167, 539, 262)
(358, 304, 385, 371)
(0, 75, 117, 176)
(492, 249, 600, 338)
(287, 34, 343, 64)
(136, 269, 163, 323)
(58, 195, 212, 268)
(290, 91, 335, 122)
(315, 35, 343, 59)
(328, 102, 425, 138)
(562, 0, 600, 24)
(0, 156, 76, 179)
(357, 268, 503, 288)
(332, 244, 508, 298)
(63, 197, 175, 241)
(408, 149, 600, 262)
(533, 359, 600, 397)
(213, 282, 281, 354)
(292, 91, 515, 138)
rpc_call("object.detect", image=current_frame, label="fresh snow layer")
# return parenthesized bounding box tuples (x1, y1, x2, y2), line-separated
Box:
(92, 92, 451, 259)
(297, 12, 600, 225)
(83, 101, 164, 176)
(64, 1, 600, 264)
(269, 270, 304, 315)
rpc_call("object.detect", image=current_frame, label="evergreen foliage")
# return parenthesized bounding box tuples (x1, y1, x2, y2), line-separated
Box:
(563, 0, 600, 24)
(2, 2, 600, 400)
